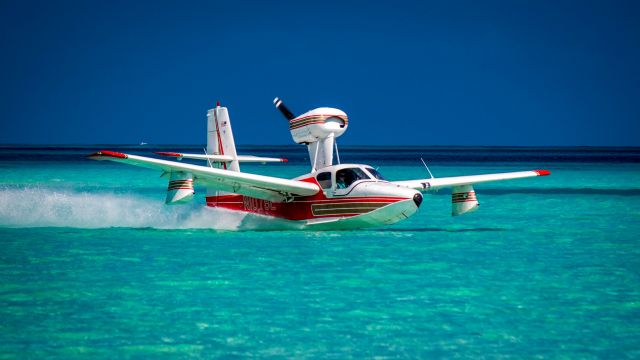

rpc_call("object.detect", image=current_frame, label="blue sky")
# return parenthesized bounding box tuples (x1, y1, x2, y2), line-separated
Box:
(1, 0, 639, 146)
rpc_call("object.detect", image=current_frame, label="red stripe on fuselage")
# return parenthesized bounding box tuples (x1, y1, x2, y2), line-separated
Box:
(205, 178, 408, 221)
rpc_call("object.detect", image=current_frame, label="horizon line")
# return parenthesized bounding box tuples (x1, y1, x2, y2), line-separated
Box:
(1, 143, 639, 149)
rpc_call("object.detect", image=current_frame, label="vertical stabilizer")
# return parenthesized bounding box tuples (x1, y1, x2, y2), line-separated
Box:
(206, 103, 239, 199)
(206, 104, 239, 172)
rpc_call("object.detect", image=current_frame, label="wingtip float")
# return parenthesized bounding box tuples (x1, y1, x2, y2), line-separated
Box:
(89, 99, 550, 230)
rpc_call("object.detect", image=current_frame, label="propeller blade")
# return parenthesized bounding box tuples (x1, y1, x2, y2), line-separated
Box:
(273, 97, 295, 120)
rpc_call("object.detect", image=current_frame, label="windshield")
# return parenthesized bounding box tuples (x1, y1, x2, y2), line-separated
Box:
(335, 168, 370, 189)
(365, 167, 386, 180)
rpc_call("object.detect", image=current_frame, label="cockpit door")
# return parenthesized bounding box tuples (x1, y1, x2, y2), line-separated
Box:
(333, 183, 350, 196)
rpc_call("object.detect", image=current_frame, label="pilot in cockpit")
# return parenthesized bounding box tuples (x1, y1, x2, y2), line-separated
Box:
(336, 172, 347, 189)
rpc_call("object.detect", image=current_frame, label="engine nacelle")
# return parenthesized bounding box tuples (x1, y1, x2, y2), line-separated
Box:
(288, 107, 348, 144)
(165, 171, 194, 205)
(451, 185, 479, 216)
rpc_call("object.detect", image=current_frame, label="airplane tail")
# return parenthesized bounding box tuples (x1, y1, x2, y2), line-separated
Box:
(206, 103, 239, 172)
(154, 101, 288, 205)
(206, 102, 239, 199)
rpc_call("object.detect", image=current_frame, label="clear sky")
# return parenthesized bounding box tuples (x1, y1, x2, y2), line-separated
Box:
(1, 0, 639, 146)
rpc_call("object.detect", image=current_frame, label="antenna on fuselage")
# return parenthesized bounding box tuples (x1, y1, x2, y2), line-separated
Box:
(273, 97, 295, 120)
(420, 158, 435, 179)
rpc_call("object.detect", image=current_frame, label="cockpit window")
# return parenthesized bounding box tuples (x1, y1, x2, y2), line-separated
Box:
(316, 172, 332, 189)
(336, 168, 370, 189)
(365, 167, 386, 180)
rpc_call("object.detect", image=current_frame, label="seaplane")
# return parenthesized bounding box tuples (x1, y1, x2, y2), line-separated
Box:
(89, 98, 550, 230)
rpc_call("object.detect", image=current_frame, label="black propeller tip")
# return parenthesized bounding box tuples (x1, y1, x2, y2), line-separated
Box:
(273, 97, 295, 120)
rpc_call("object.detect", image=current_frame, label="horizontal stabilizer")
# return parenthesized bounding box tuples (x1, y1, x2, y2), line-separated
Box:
(155, 152, 288, 163)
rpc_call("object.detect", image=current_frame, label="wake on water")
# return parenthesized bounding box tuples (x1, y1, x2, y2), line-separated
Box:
(0, 187, 258, 230)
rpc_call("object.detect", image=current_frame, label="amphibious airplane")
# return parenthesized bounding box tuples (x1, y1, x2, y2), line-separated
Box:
(89, 98, 550, 230)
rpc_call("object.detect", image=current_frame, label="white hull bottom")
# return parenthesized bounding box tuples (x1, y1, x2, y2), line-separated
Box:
(231, 198, 420, 231)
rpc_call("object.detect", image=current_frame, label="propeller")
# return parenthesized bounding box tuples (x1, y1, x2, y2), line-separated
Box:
(273, 97, 295, 120)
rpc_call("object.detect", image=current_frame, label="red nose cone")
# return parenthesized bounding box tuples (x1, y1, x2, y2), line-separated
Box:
(216, 101, 221, 107)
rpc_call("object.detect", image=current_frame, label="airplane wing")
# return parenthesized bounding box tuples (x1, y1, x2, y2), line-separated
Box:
(393, 170, 551, 191)
(88, 150, 319, 201)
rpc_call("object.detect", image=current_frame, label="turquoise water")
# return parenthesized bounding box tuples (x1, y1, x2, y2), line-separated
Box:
(1, 146, 639, 358)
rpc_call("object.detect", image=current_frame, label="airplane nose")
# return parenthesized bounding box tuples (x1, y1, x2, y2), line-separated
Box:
(413, 193, 423, 207)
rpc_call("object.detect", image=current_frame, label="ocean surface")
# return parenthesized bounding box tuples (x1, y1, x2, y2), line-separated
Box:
(0, 145, 639, 359)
